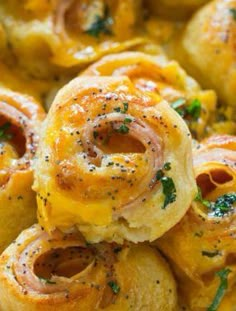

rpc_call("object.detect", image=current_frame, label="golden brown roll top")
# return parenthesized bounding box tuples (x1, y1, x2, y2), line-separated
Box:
(156, 135, 236, 310)
(33, 76, 196, 243)
(82, 51, 216, 139)
(178, 0, 236, 108)
(0, 88, 45, 253)
(0, 0, 144, 77)
(0, 224, 178, 311)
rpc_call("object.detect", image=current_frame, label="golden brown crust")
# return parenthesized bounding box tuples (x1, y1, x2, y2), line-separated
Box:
(179, 0, 236, 107)
(156, 135, 236, 310)
(81, 51, 216, 139)
(33, 76, 196, 243)
(0, 224, 178, 311)
(0, 88, 45, 253)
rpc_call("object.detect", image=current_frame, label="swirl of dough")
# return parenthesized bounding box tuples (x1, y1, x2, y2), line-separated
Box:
(178, 0, 236, 108)
(81, 51, 216, 139)
(0, 0, 144, 77)
(33, 76, 196, 243)
(0, 88, 45, 253)
(0, 224, 178, 311)
(156, 135, 236, 310)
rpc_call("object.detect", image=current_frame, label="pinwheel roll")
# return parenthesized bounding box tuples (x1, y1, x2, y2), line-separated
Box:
(81, 52, 216, 139)
(156, 135, 236, 310)
(177, 0, 236, 108)
(0, 88, 45, 253)
(0, 224, 178, 311)
(33, 76, 196, 243)
(0, 0, 144, 78)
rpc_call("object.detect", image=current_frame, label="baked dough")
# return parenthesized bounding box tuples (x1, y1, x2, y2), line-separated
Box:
(0, 88, 45, 253)
(33, 76, 196, 243)
(0, 224, 178, 311)
(156, 135, 236, 310)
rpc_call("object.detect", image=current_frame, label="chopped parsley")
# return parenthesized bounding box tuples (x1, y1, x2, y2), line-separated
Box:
(195, 187, 211, 208)
(186, 99, 201, 120)
(116, 124, 129, 134)
(163, 162, 171, 171)
(124, 117, 132, 124)
(212, 193, 236, 217)
(38, 277, 56, 285)
(114, 102, 129, 114)
(207, 268, 231, 311)
(195, 188, 236, 217)
(85, 7, 113, 38)
(171, 98, 201, 121)
(108, 281, 120, 294)
(0, 122, 12, 140)
(156, 162, 177, 209)
(229, 8, 236, 20)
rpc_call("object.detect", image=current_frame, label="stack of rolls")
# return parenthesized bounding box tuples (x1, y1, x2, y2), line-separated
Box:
(0, 69, 198, 309)
(0, 1, 235, 310)
(156, 135, 236, 310)
(0, 88, 45, 253)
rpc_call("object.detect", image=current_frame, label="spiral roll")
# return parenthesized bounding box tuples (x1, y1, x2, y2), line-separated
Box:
(33, 76, 196, 243)
(82, 51, 216, 139)
(0, 88, 45, 253)
(0, 0, 144, 78)
(156, 135, 236, 310)
(178, 0, 236, 108)
(0, 224, 178, 311)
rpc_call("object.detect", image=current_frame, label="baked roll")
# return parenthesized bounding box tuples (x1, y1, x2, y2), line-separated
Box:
(33, 76, 196, 243)
(0, 0, 143, 78)
(178, 0, 236, 107)
(156, 135, 236, 310)
(0, 88, 45, 253)
(0, 224, 178, 311)
(81, 51, 216, 139)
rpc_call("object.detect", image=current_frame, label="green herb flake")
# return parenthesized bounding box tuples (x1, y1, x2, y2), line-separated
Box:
(195, 188, 236, 217)
(229, 8, 236, 20)
(114, 102, 129, 114)
(211, 193, 236, 217)
(39, 277, 56, 285)
(161, 176, 177, 209)
(108, 281, 120, 294)
(156, 170, 164, 181)
(186, 99, 201, 120)
(195, 187, 211, 208)
(117, 124, 129, 134)
(156, 163, 176, 208)
(163, 162, 171, 171)
(202, 250, 220, 258)
(85, 7, 112, 38)
(124, 117, 132, 124)
(207, 268, 231, 311)
(0, 122, 12, 140)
